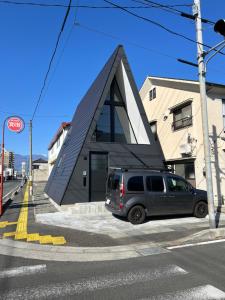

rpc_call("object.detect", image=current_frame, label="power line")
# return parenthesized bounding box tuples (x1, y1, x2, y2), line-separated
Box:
(76, 22, 176, 60)
(0, 0, 189, 9)
(39, 1, 80, 113)
(103, 0, 224, 55)
(31, 0, 72, 121)
(138, 0, 215, 24)
(132, 0, 181, 15)
(76, 23, 225, 77)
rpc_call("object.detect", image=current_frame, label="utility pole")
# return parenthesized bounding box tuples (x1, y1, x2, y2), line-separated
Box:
(29, 120, 33, 195)
(193, 0, 216, 229)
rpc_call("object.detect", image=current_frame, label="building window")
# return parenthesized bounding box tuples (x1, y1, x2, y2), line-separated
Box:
(149, 87, 156, 101)
(92, 78, 137, 144)
(166, 161, 195, 187)
(172, 103, 192, 131)
(149, 121, 157, 141)
(223, 99, 225, 131)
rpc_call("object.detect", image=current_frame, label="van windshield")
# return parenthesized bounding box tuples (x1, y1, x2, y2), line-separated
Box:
(107, 172, 121, 191)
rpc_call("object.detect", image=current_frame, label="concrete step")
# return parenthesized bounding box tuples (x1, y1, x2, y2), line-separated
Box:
(61, 202, 110, 216)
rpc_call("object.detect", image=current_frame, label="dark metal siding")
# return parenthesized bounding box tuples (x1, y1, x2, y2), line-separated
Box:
(45, 45, 164, 205)
(45, 46, 121, 204)
(62, 141, 164, 204)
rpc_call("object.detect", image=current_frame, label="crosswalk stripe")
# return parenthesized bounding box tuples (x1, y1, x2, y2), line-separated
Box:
(0, 265, 187, 299)
(0, 264, 47, 279)
(142, 284, 225, 299)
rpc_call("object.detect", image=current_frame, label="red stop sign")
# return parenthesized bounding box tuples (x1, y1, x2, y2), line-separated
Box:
(7, 117, 25, 133)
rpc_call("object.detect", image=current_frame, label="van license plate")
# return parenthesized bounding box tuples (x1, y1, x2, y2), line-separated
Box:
(106, 199, 110, 204)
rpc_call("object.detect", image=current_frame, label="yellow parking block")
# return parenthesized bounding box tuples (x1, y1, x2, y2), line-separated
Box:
(2, 185, 67, 246)
(3, 232, 16, 238)
(8, 222, 18, 226)
(39, 235, 53, 244)
(0, 221, 17, 228)
(0, 222, 8, 228)
(26, 233, 40, 242)
(15, 233, 27, 240)
(52, 236, 67, 245)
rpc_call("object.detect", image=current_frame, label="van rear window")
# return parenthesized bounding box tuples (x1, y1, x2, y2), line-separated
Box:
(127, 176, 144, 192)
(107, 173, 121, 190)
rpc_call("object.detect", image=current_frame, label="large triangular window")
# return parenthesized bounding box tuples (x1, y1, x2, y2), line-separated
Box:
(92, 78, 137, 143)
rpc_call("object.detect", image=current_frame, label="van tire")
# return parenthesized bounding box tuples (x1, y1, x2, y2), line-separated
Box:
(194, 201, 208, 218)
(128, 205, 146, 225)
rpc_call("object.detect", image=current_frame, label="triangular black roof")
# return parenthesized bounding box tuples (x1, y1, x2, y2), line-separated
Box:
(45, 46, 123, 203)
(45, 45, 161, 204)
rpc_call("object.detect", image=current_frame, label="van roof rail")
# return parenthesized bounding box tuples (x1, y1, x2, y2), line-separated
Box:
(109, 166, 170, 172)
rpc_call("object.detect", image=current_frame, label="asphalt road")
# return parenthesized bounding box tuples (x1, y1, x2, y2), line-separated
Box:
(3, 180, 21, 200)
(0, 241, 225, 299)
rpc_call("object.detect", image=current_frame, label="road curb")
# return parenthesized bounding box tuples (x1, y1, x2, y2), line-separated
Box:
(0, 239, 169, 262)
(1, 228, 225, 262)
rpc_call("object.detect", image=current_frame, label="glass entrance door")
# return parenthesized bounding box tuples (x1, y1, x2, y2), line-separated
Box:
(90, 152, 108, 202)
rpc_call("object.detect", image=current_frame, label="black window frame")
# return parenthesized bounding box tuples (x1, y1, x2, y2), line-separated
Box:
(172, 103, 192, 131)
(149, 87, 156, 101)
(93, 78, 138, 143)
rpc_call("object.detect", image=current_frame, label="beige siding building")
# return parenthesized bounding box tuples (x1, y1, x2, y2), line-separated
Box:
(140, 76, 225, 209)
(48, 122, 71, 175)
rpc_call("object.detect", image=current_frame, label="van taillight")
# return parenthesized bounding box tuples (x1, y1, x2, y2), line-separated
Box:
(120, 179, 125, 198)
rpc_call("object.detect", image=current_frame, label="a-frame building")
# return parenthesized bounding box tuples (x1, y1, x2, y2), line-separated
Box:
(45, 45, 164, 205)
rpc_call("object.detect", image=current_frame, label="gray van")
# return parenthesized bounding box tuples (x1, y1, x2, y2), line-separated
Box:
(105, 168, 208, 224)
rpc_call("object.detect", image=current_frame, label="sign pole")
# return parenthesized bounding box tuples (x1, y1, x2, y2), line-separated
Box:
(0, 116, 25, 217)
(29, 120, 33, 195)
(0, 119, 7, 216)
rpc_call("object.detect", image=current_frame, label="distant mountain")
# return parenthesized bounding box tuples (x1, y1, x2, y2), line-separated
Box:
(14, 154, 47, 172)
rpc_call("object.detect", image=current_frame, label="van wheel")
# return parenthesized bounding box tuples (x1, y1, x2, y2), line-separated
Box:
(128, 205, 146, 225)
(194, 201, 208, 218)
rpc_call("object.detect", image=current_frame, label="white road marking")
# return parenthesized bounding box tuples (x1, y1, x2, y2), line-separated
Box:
(167, 239, 225, 250)
(0, 264, 47, 279)
(0, 265, 187, 299)
(143, 285, 225, 299)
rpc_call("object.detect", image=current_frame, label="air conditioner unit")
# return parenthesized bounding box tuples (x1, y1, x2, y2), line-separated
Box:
(180, 144, 192, 155)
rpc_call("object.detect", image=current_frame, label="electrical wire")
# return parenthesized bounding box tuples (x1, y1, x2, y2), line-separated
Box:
(40, 1, 80, 107)
(135, 0, 215, 24)
(0, 0, 187, 9)
(132, 0, 181, 15)
(76, 23, 225, 77)
(76, 22, 176, 60)
(31, 0, 72, 121)
(103, 0, 224, 55)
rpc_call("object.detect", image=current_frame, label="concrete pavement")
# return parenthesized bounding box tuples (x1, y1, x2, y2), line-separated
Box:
(1, 181, 225, 262)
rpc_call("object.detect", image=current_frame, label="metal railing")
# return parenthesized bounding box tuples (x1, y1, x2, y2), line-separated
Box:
(172, 116, 192, 131)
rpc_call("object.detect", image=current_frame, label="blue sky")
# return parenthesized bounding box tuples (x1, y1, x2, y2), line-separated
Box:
(0, 0, 224, 155)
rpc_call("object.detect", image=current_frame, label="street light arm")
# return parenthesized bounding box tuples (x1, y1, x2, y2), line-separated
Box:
(204, 43, 225, 73)
(204, 39, 225, 56)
